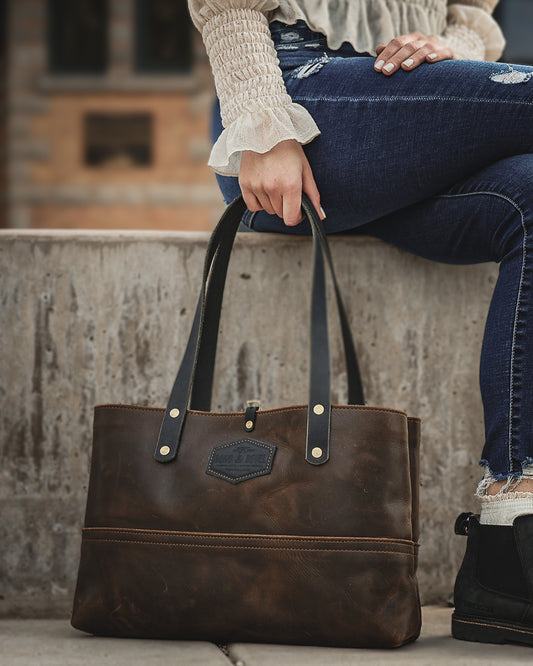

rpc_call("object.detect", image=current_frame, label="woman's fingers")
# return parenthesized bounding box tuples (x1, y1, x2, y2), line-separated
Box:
(242, 189, 278, 218)
(282, 187, 305, 227)
(240, 139, 325, 227)
(255, 192, 277, 217)
(242, 191, 263, 214)
(424, 49, 454, 63)
(282, 164, 325, 227)
(397, 42, 434, 71)
(374, 32, 454, 75)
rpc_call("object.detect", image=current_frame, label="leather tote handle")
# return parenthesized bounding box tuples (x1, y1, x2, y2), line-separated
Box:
(154, 195, 364, 466)
(190, 202, 363, 411)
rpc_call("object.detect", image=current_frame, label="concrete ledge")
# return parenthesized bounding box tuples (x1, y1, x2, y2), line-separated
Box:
(0, 230, 498, 617)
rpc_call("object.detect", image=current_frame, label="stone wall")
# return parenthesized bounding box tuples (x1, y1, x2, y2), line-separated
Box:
(0, 230, 498, 616)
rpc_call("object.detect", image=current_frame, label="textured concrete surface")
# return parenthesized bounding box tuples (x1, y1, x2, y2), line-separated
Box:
(228, 607, 533, 665)
(1, 608, 532, 665)
(0, 620, 231, 665)
(0, 229, 498, 616)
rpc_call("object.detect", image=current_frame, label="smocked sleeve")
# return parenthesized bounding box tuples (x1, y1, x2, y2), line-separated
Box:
(188, 1, 321, 176)
(440, 1, 505, 61)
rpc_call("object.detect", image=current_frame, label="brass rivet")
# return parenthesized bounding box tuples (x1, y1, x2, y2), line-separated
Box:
(312, 447, 323, 459)
(313, 404, 325, 415)
(160, 445, 170, 456)
(245, 420, 254, 429)
(170, 408, 180, 418)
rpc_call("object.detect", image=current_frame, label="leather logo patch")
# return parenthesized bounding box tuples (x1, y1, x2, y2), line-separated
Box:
(206, 439, 276, 484)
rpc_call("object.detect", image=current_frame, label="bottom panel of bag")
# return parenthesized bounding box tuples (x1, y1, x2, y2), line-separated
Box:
(71, 528, 421, 648)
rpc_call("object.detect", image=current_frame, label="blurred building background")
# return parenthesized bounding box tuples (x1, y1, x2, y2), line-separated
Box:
(0, 0, 532, 231)
(2, 0, 222, 231)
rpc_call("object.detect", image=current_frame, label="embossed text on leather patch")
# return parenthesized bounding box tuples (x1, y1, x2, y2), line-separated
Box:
(206, 439, 276, 484)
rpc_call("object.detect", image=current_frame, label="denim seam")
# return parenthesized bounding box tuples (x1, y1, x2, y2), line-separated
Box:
(291, 95, 533, 107)
(437, 190, 528, 476)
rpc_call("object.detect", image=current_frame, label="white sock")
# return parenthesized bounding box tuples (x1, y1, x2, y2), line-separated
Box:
(480, 492, 533, 526)
(478, 467, 533, 526)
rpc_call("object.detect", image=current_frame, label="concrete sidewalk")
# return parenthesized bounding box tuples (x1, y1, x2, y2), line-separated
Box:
(1, 607, 531, 665)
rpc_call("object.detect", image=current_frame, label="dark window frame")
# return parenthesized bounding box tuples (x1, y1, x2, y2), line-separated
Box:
(134, 0, 193, 74)
(0, 0, 6, 61)
(47, 0, 109, 75)
(84, 112, 153, 168)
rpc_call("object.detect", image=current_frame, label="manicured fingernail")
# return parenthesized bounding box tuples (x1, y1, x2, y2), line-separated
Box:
(320, 207, 326, 218)
(403, 58, 414, 68)
(383, 63, 395, 73)
(375, 59, 385, 70)
(428, 52, 438, 60)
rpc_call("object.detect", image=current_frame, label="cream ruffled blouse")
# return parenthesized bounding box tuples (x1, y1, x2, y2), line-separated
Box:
(188, 1, 505, 175)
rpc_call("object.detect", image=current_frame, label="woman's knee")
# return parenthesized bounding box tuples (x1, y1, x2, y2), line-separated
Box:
(448, 155, 533, 262)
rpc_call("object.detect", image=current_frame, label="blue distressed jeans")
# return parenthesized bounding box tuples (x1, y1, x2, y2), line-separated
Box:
(212, 20, 533, 482)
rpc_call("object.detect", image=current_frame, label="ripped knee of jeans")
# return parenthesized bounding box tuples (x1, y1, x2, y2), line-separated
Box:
(476, 459, 533, 497)
(489, 64, 533, 85)
(290, 53, 334, 79)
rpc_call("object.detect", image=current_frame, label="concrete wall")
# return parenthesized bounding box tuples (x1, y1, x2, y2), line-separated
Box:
(0, 229, 499, 617)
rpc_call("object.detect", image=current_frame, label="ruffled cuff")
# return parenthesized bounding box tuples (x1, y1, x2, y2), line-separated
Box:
(441, 4, 505, 61)
(201, 7, 320, 175)
(209, 103, 320, 176)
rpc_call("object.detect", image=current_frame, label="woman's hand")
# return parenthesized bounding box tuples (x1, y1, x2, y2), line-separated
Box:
(374, 32, 455, 75)
(239, 139, 325, 227)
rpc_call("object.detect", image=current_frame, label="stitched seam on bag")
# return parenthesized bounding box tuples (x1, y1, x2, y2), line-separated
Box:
(95, 404, 165, 413)
(82, 539, 415, 554)
(95, 404, 411, 418)
(206, 469, 271, 482)
(82, 528, 417, 546)
(83, 535, 418, 552)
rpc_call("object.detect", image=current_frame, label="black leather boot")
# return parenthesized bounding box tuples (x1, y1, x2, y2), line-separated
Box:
(452, 511, 533, 645)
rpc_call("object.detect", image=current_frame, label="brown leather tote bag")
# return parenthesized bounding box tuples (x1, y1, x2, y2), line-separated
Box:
(71, 195, 421, 648)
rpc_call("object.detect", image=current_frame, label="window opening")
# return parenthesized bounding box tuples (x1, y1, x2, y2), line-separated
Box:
(84, 113, 152, 168)
(47, 0, 108, 74)
(135, 0, 193, 73)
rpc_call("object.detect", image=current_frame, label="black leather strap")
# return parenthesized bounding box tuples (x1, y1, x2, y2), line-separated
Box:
(154, 197, 247, 463)
(310, 214, 364, 408)
(189, 222, 240, 411)
(189, 200, 364, 411)
(306, 202, 331, 464)
(155, 195, 364, 465)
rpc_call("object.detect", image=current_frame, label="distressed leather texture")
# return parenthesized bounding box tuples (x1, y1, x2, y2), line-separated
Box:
(71, 403, 421, 647)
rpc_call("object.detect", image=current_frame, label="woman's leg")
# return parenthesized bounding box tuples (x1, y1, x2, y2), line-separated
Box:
(214, 25, 533, 234)
(212, 24, 533, 475)
(296, 58, 533, 234)
(212, 26, 533, 480)
(353, 155, 533, 645)
(355, 154, 533, 486)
